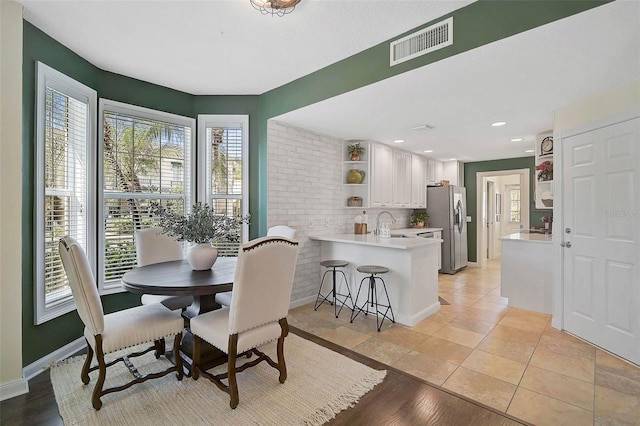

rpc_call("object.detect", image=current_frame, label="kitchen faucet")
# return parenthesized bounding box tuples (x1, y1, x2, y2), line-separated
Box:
(375, 211, 397, 236)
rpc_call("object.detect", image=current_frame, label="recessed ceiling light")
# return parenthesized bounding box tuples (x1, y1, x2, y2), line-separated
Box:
(510, 138, 523, 142)
(448, 158, 457, 161)
(393, 139, 405, 144)
(423, 150, 433, 153)
(491, 121, 506, 127)
(524, 149, 535, 153)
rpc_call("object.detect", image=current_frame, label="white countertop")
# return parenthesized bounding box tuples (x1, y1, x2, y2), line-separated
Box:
(309, 233, 442, 250)
(500, 232, 553, 244)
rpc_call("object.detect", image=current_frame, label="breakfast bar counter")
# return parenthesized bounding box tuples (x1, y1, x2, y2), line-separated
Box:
(309, 234, 442, 326)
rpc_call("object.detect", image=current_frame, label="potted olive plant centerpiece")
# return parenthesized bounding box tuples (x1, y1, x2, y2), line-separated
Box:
(151, 202, 249, 270)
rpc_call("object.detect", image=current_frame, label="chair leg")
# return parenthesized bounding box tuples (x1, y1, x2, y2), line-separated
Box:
(192, 335, 201, 380)
(173, 333, 184, 381)
(350, 276, 367, 323)
(277, 318, 289, 383)
(314, 269, 333, 310)
(228, 334, 239, 409)
(92, 335, 106, 411)
(81, 339, 93, 385)
(154, 339, 165, 359)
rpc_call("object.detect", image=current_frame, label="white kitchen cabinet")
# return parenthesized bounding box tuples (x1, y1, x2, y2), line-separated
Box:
(393, 149, 412, 208)
(370, 143, 393, 207)
(410, 154, 427, 208)
(427, 159, 444, 186)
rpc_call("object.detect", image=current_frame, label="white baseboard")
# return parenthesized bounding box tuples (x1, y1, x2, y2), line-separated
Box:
(289, 294, 316, 310)
(0, 378, 29, 402)
(396, 301, 441, 327)
(22, 336, 86, 381)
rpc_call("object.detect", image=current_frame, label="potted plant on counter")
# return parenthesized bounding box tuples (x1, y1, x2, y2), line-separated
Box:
(347, 142, 365, 161)
(150, 202, 250, 270)
(411, 212, 428, 228)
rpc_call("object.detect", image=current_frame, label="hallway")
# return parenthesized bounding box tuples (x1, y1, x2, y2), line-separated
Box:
(288, 260, 640, 425)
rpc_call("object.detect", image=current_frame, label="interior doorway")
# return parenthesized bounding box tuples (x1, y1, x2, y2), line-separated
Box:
(475, 169, 530, 268)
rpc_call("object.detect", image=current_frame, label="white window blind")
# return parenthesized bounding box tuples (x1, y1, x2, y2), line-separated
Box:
(35, 62, 97, 324)
(198, 115, 249, 256)
(100, 100, 195, 293)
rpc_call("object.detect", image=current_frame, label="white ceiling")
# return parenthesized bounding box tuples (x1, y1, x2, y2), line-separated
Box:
(19, 0, 640, 162)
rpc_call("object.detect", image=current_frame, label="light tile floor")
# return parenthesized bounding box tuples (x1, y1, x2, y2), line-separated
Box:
(288, 259, 640, 425)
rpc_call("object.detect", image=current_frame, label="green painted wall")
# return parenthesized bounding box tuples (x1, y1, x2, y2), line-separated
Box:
(464, 157, 551, 262)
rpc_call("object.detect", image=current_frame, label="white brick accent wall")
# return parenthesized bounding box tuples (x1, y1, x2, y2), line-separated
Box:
(268, 121, 413, 306)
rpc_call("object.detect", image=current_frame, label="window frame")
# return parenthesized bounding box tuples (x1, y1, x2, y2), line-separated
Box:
(197, 115, 250, 246)
(98, 99, 196, 294)
(34, 61, 97, 324)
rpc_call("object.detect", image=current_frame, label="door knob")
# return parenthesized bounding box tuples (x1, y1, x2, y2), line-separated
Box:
(560, 241, 572, 248)
(565, 228, 571, 234)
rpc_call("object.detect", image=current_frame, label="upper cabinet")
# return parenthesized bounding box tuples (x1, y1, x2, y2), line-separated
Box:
(410, 154, 427, 208)
(393, 149, 412, 208)
(370, 143, 393, 207)
(427, 159, 444, 186)
(534, 132, 553, 209)
(341, 141, 431, 209)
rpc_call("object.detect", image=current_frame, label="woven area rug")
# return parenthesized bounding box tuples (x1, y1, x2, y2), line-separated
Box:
(50, 334, 386, 425)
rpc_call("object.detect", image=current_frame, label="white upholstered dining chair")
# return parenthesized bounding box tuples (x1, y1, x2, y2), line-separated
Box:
(214, 225, 297, 308)
(190, 236, 299, 409)
(135, 227, 193, 311)
(58, 236, 184, 410)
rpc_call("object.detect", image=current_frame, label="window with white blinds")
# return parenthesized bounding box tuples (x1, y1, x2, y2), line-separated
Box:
(100, 100, 195, 293)
(35, 62, 97, 324)
(198, 115, 249, 256)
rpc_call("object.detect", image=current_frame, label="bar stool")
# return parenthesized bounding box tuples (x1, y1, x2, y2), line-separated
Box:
(350, 265, 395, 331)
(314, 260, 354, 318)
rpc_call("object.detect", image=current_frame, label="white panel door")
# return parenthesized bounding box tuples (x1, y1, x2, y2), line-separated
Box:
(562, 117, 639, 365)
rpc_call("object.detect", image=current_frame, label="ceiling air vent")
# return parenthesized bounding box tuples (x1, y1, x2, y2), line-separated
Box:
(390, 17, 453, 66)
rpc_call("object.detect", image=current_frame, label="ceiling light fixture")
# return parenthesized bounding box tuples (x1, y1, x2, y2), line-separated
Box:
(491, 121, 506, 127)
(448, 158, 457, 161)
(510, 138, 523, 142)
(250, 0, 301, 16)
(423, 150, 433, 153)
(393, 139, 405, 144)
(524, 149, 535, 153)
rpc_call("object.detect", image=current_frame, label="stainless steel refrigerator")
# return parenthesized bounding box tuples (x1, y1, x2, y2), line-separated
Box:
(427, 185, 468, 274)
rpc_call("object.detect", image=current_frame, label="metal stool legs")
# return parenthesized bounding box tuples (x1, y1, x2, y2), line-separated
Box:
(350, 273, 395, 331)
(314, 264, 354, 318)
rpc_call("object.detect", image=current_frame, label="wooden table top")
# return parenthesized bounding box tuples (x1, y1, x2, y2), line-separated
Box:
(121, 257, 236, 297)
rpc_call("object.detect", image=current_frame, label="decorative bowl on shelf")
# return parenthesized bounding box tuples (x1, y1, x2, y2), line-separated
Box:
(347, 169, 365, 184)
(347, 196, 363, 207)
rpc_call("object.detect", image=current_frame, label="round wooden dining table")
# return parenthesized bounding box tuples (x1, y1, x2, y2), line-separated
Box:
(122, 257, 237, 373)
(122, 257, 236, 318)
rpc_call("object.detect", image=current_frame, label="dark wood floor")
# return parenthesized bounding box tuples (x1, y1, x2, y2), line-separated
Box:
(1, 327, 529, 425)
